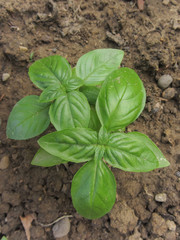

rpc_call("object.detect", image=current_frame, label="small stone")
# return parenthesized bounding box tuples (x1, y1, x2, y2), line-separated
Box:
(2, 73, 10, 81)
(0, 155, 9, 169)
(166, 220, 176, 231)
(162, 88, 176, 99)
(170, 0, 177, 5)
(173, 19, 180, 30)
(175, 171, 180, 177)
(162, 0, 170, 5)
(19, 46, 28, 52)
(158, 75, 173, 89)
(155, 193, 167, 202)
(52, 48, 57, 53)
(52, 217, 70, 239)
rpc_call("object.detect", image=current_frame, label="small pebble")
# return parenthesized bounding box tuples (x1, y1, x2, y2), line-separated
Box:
(173, 19, 180, 30)
(19, 46, 28, 52)
(158, 75, 173, 89)
(166, 220, 176, 231)
(162, 88, 176, 99)
(162, 0, 170, 5)
(170, 0, 177, 5)
(52, 217, 70, 239)
(0, 155, 9, 170)
(52, 48, 57, 53)
(155, 193, 167, 202)
(2, 73, 10, 81)
(175, 171, 180, 178)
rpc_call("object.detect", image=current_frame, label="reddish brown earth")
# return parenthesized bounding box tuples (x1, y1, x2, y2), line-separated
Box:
(0, 0, 180, 239)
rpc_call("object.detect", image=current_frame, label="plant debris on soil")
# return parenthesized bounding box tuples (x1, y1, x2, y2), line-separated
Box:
(0, 0, 180, 239)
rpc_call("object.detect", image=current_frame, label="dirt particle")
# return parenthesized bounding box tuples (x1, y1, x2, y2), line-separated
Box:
(166, 220, 176, 231)
(158, 75, 173, 89)
(109, 202, 138, 234)
(155, 193, 167, 202)
(165, 231, 177, 240)
(0, 203, 10, 214)
(52, 217, 70, 239)
(2, 73, 10, 82)
(2, 191, 21, 206)
(150, 213, 168, 236)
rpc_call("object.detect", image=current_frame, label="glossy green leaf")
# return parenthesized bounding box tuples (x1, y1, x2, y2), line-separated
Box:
(88, 107, 101, 132)
(6, 95, 50, 140)
(49, 90, 90, 131)
(62, 77, 84, 92)
(104, 131, 169, 172)
(39, 84, 66, 103)
(62, 68, 84, 91)
(80, 86, 100, 105)
(71, 149, 116, 219)
(76, 49, 124, 86)
(96, 68, 146, 132)
(28, 55, 71, 90)
(98, 126, 109, 145)
(1, 237, 8, 240)
(38, 128, 98, 163)
(31, 148, 67, 167)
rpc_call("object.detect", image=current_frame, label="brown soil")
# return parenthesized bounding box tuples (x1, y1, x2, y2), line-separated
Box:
(0, 0, 180, 239)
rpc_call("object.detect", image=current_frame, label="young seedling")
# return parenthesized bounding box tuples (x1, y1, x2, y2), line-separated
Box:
(6, 49, 169, 219)
(7, 49, 124, 139)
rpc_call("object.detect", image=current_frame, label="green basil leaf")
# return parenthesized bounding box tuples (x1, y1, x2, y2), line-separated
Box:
(88, 107, 101, 132)
(104, 132, 169, 172)
(39, 84, 66, 103)
(49, 91, 90, 131)
(28, 55, 71, 90)
(6, 95, 50, 140)
(98, 126, 109, 145)
(71, 156, 116, 219)
(80, 86, 100, 105)
(31, 148, 67, 167)
(38, 128, 98, 163)
(96, 68, 146, 132)
(76, 49, 124, 86)
(63, 77, 84, 92)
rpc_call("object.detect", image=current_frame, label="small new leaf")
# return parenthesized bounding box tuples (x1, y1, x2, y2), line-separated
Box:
(39, 84, 65, 103)
(6, 95, 50, 140)
(31, 148, 67, 167)
(88, 107, 101, 132)
(38, 128, 98, 163)
(80, 86, 100, 105)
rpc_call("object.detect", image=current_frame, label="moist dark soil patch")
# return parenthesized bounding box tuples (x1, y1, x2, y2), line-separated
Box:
(0, 0, 179, 239)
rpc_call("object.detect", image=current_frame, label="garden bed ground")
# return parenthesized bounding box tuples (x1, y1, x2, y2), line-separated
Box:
(0, 0, 180, 239)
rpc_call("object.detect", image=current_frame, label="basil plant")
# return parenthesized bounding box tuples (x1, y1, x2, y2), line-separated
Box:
(6, 49, 169, 219)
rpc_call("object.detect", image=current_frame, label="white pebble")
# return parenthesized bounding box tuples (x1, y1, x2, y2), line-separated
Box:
(2, 73, 10, 81)
(158, 75, 173, 89)
(52, 217, 70, 239)
(155, 193, 167, 202)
